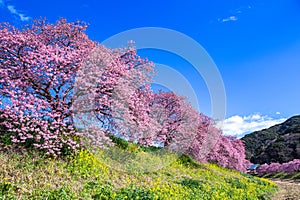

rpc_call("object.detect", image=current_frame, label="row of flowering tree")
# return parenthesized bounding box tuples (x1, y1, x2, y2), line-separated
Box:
(257, 159, 300, 175)
(0, 19, 250, 171)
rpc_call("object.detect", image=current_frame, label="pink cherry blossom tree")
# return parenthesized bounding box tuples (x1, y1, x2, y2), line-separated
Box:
(187, 114, 222, 162)
(205, 136, 250, 172)
(71, 44, 156, 149)
(0, 19, 95, 155)
(257, 159, 300, 175)
(146, 91, 211, 155)
(150, 92, 197, 147)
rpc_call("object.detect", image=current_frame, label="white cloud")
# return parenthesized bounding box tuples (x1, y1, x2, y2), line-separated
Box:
(7, 5, 31, 21)
(221, 15, 238, 22)
(276, 111, 281, 115)
(220, 114, 287, 138)
(216, 4, 253, 24)
(0, 1, 31, 22)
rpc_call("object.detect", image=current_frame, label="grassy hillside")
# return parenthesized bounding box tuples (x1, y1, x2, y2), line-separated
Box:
(0, 145, 277, 200)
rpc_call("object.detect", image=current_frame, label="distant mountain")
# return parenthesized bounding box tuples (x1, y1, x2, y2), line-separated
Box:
(241, 115, 300, 164)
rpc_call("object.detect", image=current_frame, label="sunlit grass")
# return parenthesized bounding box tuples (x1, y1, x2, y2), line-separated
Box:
(0, 148, 278, 199)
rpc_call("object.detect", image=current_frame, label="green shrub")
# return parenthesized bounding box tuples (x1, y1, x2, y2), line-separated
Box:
(115, 185, 155, 200)
(177, 154, 202, 168)
(179, 177, 204, 189)
(0, 180, 13, 196)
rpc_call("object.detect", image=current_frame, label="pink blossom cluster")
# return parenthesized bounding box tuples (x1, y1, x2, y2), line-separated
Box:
(148, 92, 250, 172)
(203, 135, 251, 172)
(0, 19, 95, 156)
(257, 159, 300, 175)
(72, 45, 156, 148)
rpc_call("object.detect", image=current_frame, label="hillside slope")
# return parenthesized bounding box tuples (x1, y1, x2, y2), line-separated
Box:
(242, 115, 300, 164)
(0, 146, 277, 199)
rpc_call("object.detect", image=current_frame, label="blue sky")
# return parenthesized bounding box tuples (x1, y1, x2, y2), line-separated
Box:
(1, 0, 300, 136)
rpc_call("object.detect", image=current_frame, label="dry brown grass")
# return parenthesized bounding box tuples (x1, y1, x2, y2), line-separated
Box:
(271, 179, 300, 200)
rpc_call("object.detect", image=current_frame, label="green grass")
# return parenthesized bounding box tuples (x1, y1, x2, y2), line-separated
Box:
(0, 145, 278, 200)
(260, 171, 300, 181)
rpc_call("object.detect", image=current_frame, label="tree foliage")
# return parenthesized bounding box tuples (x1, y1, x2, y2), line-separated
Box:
(206, 136, 251, 172)
(0, 19, 95, 155)
(72, 44, 156, 148)
(257, 159, 300, 175)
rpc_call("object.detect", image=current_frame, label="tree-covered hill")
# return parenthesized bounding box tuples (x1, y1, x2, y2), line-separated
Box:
(242, 115, 300, 164)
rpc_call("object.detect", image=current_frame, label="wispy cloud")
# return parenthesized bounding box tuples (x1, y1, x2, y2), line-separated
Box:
(231, 5, 252, 14)
(7, 5, 31, 21)
(220, 114, 287, 138)
(217, 4, 253, 23)
(219, 15, 238, 23)
(0, 0, 31, 21)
